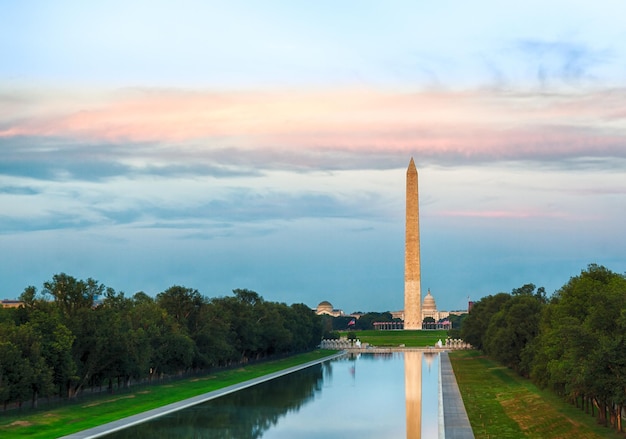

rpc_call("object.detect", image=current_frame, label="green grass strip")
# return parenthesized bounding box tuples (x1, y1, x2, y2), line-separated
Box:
(0, 350, 337, 439)
(339, 329, 448, 347)
(449, 350, 624, 439)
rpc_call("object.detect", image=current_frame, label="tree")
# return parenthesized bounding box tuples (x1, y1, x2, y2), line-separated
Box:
(219, 289, 264, 362)
(0, 322, 54, 408)
(153, 330, 194, 375)
(286, 303, 322, 351)
(0, 335, 26, 410)
(14, 323, 54, 408)
(531, 264, 626, 431)
(356, 312, 394, 330)
(256, 301, 292, 356)
(0, 273, 330, 408)
(190, 301, 234, 369)
(461, 292, 511, 351)
(484, 292, 543, 376)
(18, 285, 37, 308)
(15, 286, 77, 400)
(43, 273, 104, 320)
(156, 286, 205, 332)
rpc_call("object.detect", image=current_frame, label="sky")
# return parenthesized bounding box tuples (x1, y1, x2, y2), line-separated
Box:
(1, 1, 625, 313)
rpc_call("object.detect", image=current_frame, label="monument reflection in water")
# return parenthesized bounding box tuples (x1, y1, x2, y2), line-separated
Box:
(104, 352, 439, 439)
(405, 351, 422, 437)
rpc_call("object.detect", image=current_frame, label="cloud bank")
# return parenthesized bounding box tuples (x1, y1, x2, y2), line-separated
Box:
(2, 86, 625, 179)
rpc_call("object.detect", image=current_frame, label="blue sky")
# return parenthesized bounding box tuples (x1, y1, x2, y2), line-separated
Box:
(1, 1, 625, 313)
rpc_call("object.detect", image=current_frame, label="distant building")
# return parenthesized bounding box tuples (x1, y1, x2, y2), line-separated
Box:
(0, 299, 23, 308)
(421, 289, 449, 321)
(315, 301, 344, 317)
(392, 289, 468, 325)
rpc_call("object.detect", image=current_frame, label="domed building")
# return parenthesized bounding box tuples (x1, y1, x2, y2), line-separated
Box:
(391, 289, 452, 324)
(315, 301, 344, 317)
(421, 289, 450, 322)
(422, 290, 437, 320)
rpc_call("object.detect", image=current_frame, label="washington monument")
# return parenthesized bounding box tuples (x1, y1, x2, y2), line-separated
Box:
(404, 158, 422, 330)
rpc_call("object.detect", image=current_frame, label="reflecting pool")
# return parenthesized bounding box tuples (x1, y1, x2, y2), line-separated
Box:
(105, 351, 440, 439)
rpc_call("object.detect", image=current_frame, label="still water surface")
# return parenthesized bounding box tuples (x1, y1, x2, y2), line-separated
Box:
(105, 351, 440, 439)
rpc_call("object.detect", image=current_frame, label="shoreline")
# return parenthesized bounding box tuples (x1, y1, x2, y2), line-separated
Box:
(59, 351, 345, 439)
(60, 349, 474, 439)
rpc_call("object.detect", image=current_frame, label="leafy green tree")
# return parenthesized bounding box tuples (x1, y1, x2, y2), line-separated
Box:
(218, 290, 264, 362)
(0, 334, 26, 410)
(356, 312, 393, 330)
(96, 297, 132, 392)
(286, 303, 322, 351)
(13, 323, 54, 408)
(51, 282, 121, 397)
(446, 313, 467, 338)
(129, 293, 158, 369)
(154, 330, 194, 375)
(319, 314, 334, 338)
(16, 287, 77, 399)
(43, 273, 104, 320)
(461, 292, 511, 351)
(66, 306, 108, 396)
(531, 264, 626, 431)
(257, 301, 292, 356)
(18, 285, 38, 308)
(156, 286, 205, 332)
(484, 291, 544, 376)
(461, 283, 546, 376)
(190, 301, 234, 369)
(0, 273, 329, 407)
(0, 322, 53, 408)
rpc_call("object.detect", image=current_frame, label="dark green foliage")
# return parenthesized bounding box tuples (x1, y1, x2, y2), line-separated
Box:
(319, 311, 400, 331)
(0, 274, 323, 408)
(354, 311, 395, 330)
(331, 315, 354, 330)
(530, 264, 626, 429)
(446, 313, 466, 329)
(461, 292, 511, 351)
(323, 330, 340, 340)
(484, 292, 543, 376)
(460, 264, 626, 433)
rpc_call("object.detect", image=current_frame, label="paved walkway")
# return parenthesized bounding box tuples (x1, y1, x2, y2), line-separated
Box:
(440, 351, 475, 438)
(60, 352, 345, 439)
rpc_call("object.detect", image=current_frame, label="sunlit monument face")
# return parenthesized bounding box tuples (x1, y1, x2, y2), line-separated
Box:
(404, 158, 422, 329)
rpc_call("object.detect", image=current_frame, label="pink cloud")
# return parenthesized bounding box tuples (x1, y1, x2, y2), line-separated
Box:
(1, 86, 625, 162)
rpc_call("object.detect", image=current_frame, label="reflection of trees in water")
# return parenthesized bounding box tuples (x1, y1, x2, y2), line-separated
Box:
(104, 364, 324, 439)
(322, 357, 334, 382)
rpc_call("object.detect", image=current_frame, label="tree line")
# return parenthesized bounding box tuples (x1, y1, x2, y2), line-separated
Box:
(461, 264, 626, 433)
(321, 311, 465, 335)
(0, 273, 323, 409)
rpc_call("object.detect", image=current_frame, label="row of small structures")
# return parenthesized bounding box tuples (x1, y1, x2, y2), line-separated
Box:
(319, 338, 471, 350)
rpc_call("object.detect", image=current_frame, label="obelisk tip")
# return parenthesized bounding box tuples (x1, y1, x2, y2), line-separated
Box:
(407, 157, 416, 172)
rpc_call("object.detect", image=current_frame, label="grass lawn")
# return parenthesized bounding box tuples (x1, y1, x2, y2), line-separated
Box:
(339, 329, 448, 347)
(449, 350, 624, 439)
(0, 350, 337, 439)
